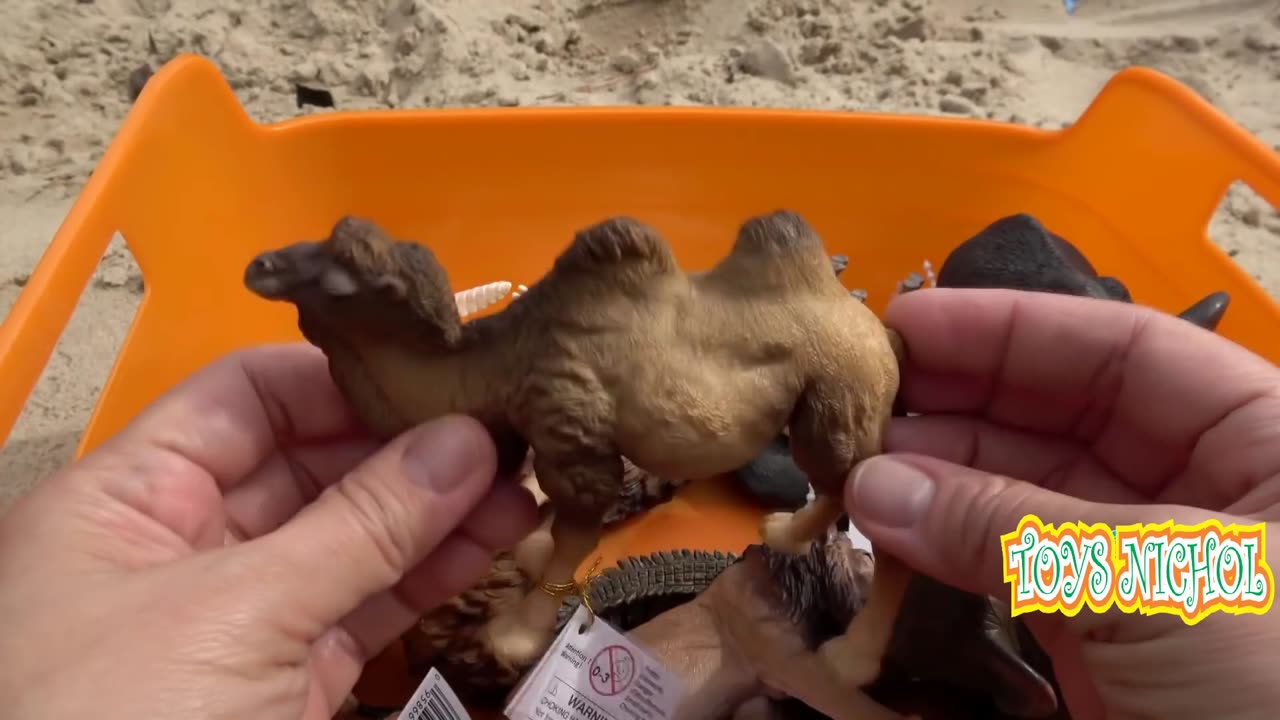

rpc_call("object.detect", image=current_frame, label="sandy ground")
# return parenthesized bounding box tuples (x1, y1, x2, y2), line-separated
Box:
(1, 0, 1279, 509)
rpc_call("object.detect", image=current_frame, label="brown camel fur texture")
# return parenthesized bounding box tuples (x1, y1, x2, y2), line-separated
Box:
(242, 209, 906, 689)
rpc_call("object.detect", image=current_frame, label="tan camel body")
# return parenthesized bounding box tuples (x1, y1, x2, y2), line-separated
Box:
(242, 209, 906, 688)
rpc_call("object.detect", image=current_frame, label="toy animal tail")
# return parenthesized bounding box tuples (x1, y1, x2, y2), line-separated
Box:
(1178, 291, 1230, 331)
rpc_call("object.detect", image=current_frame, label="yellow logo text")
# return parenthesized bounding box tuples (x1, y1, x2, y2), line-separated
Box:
(999, 515, 1273, 624)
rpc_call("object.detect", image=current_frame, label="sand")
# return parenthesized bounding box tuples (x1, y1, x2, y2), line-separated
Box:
(1, 0, 1279, 509)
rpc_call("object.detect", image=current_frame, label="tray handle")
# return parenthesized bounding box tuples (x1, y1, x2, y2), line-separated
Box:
(1059, 66, 1280, 233)
(0, 55, 248, 452)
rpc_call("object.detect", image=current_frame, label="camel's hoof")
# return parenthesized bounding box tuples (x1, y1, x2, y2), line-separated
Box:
(485, 614, 553, 670)
(816, 635, 881, 689)
(761, 512, 811, 555)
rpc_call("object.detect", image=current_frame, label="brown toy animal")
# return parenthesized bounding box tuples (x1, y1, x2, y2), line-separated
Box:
(629, 530, 1060, 720)
(624, 530, 898, 720)
(242, 210, 907, 689)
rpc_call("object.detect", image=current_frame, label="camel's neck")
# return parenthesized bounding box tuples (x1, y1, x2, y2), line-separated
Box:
(297, 308, 518, 431)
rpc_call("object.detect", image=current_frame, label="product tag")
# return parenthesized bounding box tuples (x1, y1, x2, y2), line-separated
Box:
(401, 667, 472, 720)
(504, 605, 685, 720)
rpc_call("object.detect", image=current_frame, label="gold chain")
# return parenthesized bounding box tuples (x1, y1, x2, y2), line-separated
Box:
(541, 556, 604, 616)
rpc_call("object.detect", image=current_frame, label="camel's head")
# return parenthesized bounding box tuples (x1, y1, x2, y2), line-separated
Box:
(244, 216, 461, 344)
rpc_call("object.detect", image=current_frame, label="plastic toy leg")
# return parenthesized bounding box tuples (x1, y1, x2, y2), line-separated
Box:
(815, 552, 911, 689)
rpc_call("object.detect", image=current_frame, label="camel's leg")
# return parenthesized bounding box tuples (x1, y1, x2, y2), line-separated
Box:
(815, 551, 912, 688)
(772, 370, 910, 688)
(484, 451, 622, 669)
(511, 504, 556, 578)
(761, 493, 844, 555)
(761, 373, 886, 555)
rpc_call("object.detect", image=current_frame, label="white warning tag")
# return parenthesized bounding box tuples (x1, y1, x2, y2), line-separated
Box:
(504, 605, 684, 720)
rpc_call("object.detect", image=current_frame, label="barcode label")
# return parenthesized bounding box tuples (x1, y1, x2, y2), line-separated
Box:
(401, 668, 472, 720)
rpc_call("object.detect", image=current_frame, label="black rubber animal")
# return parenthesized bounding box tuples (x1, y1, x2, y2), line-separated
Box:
(930, 213, 1231, 331)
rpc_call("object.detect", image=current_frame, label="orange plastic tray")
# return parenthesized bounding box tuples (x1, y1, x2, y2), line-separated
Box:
(3, 53, 1280, 560)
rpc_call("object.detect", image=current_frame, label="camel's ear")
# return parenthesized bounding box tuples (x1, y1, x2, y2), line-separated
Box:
(372, 274, 408, 297)
(320, 264, 359, 296)
(1178, 291, 1231, 331)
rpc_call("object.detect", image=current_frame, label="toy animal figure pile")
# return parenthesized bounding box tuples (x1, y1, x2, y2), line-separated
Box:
(245, 208, 1203, 719)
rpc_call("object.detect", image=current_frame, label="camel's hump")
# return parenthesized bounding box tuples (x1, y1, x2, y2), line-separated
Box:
(731, 209, 828, 259)
(550, 216, 679, 280)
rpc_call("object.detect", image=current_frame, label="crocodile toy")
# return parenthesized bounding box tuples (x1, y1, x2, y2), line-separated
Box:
(243, 211, 909, 693)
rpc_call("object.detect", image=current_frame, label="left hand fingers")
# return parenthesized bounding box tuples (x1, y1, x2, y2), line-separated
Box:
(101, 342, 366, 490)
(29, 343, 370, 552)
(244, 415, 499, 634)
(308, 479, 539, 711)
(221, 437, 381, 543)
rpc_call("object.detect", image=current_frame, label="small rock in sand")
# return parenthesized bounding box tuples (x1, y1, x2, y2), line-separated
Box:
(939, 96, 975, 114)
(738, 39, 797, 86)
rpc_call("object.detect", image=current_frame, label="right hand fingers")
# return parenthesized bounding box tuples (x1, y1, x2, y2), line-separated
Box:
(884, 288, 1280, 505)
(845, 452, 1260, 619)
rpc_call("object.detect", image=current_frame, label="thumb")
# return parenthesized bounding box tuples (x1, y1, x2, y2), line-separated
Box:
(246, 414, 498, 629)
(845, 452, 1242, 603)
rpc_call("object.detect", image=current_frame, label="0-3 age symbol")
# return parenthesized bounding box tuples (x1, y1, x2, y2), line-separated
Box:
(589, 645, 636, 697)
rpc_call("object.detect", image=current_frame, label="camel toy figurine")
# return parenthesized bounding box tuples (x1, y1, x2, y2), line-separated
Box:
(241, 210, 907, 691)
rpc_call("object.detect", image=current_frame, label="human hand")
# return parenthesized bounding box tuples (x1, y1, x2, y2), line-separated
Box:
(847, 288, 1280, 720)
(0, 343, 538, 720)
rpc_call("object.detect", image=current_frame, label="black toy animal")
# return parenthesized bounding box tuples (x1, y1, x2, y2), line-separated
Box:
(933, 213, 1230, 330)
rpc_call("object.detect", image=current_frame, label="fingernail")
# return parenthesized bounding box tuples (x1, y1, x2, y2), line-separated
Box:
(850, 456, 935, 528)
(403, 416, 481, 492)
